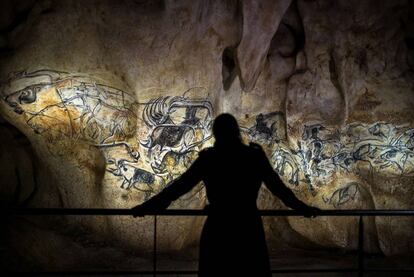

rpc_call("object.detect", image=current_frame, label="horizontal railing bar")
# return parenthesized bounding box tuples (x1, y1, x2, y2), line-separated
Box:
(363, 268, 414, 272)
(8, 268, 414, 275)
(4, 208, 414, 216)
(8, 271, 198, 275)
(2, 268, 360, 275)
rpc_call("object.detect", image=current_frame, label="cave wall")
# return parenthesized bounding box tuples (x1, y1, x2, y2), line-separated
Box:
(1, 0, 414, 269)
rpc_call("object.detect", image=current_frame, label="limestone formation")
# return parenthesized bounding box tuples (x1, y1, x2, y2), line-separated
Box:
(0, 0, 413, 271)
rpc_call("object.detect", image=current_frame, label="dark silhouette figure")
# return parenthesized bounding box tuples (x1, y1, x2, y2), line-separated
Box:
(132, 113, 319, 277)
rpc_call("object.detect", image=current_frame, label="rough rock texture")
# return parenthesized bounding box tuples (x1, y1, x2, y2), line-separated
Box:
(0, 0, 414, 271)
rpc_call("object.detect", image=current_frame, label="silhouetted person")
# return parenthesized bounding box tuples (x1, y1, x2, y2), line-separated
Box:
(132, 113, 319, 277)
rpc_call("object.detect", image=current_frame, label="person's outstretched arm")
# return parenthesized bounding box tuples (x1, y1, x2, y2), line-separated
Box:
(131, 153, 204, 217)
(255, 145, 319, 216)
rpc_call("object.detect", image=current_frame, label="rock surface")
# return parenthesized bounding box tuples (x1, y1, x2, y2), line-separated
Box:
(0, 0, 413, 270)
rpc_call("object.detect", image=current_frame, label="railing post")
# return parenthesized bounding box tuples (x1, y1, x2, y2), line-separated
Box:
(153, 215, 157, 277)
(358, 216, 364, 277)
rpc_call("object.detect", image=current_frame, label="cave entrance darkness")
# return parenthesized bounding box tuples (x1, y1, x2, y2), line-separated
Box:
(6, 207, 414, 276)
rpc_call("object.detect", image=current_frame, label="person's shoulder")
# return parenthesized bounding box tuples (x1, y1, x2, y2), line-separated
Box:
(198, 147, 213, 157)
(248, 142, 267, 158)
(249, 142, 264, 151)
(191, 147, 213, 167)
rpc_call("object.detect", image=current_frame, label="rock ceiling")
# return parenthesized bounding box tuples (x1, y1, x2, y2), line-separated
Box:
(1, 0, 413, 261)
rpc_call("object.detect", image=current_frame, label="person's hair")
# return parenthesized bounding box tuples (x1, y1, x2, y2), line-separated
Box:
(212, 113, 241, 146)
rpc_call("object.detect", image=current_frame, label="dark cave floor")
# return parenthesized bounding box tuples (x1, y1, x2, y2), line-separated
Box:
(1, 217, 414, 276)
(2, 246, 414, 277)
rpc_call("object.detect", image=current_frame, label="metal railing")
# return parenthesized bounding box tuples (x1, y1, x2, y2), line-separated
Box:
(4, 208, 414, 276)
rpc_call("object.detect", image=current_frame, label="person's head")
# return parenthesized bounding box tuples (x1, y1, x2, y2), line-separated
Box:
(212, 113, 241, 146)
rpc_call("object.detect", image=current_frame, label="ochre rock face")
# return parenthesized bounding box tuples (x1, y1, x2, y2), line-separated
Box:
(1, 0, 414, 267)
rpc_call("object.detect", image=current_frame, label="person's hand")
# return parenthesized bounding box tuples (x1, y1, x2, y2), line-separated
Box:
(303, 206, 321, 218)
(131, 198, 158, 218)
(131, 204, 148, 218)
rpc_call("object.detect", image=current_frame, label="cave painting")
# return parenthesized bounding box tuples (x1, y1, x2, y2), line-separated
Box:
(1, 70, 213, 200)
(140, 96, 213, 175)
(2, 70, 137, 144)
(241, 111, 286, 144)
(270, 122, 414, 195)
(1, 69, 414, 202)
(322, 182, 360, 208)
